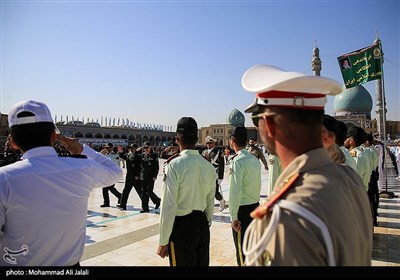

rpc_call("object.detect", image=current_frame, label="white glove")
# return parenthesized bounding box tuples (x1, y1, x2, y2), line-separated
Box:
(218, 179, 223, 185)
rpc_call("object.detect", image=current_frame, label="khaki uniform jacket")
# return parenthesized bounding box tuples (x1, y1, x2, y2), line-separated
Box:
(260, 148, 372, 266)
(350, 146, 370, 191)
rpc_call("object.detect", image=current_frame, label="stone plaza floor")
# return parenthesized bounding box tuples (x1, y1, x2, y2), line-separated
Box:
(80, 156, 400, 267)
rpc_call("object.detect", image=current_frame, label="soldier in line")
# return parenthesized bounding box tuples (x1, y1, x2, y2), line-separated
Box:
(228, 126, 261, 266)
(336, 120, 358, 172)
(364, 133, 380, 227)
(241, 64, 372, 266)
(321, 114, 346, 164)
(344, 127, 371, 193)
(202, 136, 226, 212)
(157, 117, 216, 266)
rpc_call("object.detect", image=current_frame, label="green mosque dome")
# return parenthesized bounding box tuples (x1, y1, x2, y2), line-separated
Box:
(334, 85, 373, 119)
(227, 108, 245, 126)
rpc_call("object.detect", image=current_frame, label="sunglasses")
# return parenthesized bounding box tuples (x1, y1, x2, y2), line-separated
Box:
(251, 112, 276, 127)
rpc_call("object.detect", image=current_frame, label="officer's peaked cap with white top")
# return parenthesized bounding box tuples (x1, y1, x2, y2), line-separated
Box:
(242, 65, 343, 113)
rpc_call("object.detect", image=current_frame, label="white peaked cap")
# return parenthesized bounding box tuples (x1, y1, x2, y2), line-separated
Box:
(242, 65, 343, 113)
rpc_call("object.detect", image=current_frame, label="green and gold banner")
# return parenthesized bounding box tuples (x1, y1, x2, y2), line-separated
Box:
(337, 44, 382, 89)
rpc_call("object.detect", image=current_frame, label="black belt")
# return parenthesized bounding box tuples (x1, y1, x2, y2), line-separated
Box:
(175, 210, 204, 219)
(238, 202, 259, 211)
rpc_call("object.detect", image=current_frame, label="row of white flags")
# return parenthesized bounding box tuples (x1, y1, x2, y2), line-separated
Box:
(54, 115, 173, 131)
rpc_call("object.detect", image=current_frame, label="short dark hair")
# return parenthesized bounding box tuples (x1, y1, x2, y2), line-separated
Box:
(177, 133, 197, 146)
(229, 126, 247, 147)
(176, 117, 198, 137)
(347, 126, 366, 146)
(231, 135, 247, 148)
(261, 106, 323, 126)
(11, 122, 55, 151)
(336, 121, 348, 146)
(323, 114, 338, 135)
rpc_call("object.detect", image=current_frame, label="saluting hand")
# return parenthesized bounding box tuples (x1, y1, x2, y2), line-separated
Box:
(56, 134, 83, 155)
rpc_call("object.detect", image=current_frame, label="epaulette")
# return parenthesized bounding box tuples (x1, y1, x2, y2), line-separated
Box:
(250, 173, 300, 219)
(164, 153, 180, 164)
(163, 153, 181, 181)
(230, 153, 238, 161)
(349, 149, 357, 157)
(59, 154, 87, 159)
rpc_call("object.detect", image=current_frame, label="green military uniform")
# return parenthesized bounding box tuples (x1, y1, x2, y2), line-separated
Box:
(350, 146, 370, 191)
(340, 146, 357, 172)
(247, 145, 269, 170)
(362, 144, 379, 226)
(159, 149, 217, 266)
(361, 144, 378, 177)
(229, 149, 262, 266)
(245, 148, 372, 266)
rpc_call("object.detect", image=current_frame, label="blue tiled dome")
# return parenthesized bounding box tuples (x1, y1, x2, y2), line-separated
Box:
(227, 108, 245, 126)
(334, 85, 373, 118)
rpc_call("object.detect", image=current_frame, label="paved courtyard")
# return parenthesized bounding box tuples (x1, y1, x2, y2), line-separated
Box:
(81, 156, 400, 267)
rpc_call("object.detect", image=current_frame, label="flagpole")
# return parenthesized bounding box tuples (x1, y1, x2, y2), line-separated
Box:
(376, 38, 396, 198)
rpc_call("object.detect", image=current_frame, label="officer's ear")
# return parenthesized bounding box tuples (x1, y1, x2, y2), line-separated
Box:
(261, 115, 276, 139)
(9, 136, 22, 153)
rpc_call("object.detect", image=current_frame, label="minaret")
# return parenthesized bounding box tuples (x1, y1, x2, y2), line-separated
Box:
(311, 40, 322, 76)
(374, 35, 386, 140)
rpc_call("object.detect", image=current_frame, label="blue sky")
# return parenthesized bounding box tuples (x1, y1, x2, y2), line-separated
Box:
(1, 0, 399, 130)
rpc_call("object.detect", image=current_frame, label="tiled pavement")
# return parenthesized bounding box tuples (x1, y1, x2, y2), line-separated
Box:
(81, 160, 245, 267)
(81, 156, 400, 267)
(371, 158, 400, 266)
